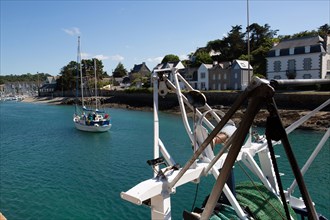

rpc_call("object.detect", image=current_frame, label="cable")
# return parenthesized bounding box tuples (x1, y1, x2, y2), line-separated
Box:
(191, 183, 200, 212)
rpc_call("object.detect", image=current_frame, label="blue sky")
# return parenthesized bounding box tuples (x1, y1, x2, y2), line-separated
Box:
(1, 0, 329, 76)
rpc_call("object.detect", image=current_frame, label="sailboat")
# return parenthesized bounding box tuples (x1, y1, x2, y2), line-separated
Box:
(73, 37, 112, 132)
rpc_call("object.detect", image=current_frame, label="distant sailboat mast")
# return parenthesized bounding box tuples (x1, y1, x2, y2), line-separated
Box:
(78, 36, 85, 108)
(94, 58, 98, 111)
(75, 38, 79, 113)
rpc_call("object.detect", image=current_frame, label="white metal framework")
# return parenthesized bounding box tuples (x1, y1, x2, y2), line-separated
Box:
(121, 69, 329, 220)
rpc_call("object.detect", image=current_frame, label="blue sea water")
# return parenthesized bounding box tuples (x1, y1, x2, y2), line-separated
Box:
(0, 101, 329, 219)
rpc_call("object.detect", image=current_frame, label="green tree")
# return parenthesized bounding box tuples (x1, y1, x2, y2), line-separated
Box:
(207, 25, 246, 63)
(80, 59, 107, 88)
(130, 73, 151, 88)
(248, 23, 277, 51)
(205, 23, 278, 76)
(247, 23, 278, 75)
(277, 24, 329, 47)
(192, 51, 213, 67)
(56, 58, 107, 92)
(56, 61, 78, 91)
(112, 62, 127, 77)
(161, 54, 180, 63)
(318, 24, 330, 38)
(226, 25, 246, 60)
(81, 59, 107, 79)
(0, 72, 50, 83)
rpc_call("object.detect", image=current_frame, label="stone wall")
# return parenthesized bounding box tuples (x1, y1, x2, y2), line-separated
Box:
(103, 90, 330, 111)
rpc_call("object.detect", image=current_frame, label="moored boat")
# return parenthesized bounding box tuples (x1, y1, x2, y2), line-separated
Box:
(73, 37, 111, 133)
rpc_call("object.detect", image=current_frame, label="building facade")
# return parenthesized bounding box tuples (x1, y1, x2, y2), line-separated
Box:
(197, 64, 213, 90)
(184, 60, 252, 91)
(267, 35, 330, 80)
(209, 62, 231, 90)
(230, 60, 253, 90)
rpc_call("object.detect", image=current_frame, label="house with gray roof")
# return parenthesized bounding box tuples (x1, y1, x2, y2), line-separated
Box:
(39, 76, 58, 97)
(267, 35, 330, 80)
(130, 62, 151, 77)
(230, 59, 253, 90)
(186, 60, 252, 91)
(209, 62, 232, 90)
(181, 67, 198, 89)
(129, 62, 151, 88)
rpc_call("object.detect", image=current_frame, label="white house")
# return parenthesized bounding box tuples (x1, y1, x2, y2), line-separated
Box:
(197, 63, 213, 90)
(267, 35, 330, 80)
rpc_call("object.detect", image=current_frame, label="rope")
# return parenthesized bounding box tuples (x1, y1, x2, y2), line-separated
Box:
(191, 183, 200, 212)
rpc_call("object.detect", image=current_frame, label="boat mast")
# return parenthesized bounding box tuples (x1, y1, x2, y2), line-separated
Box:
(75, 39, 79, 113)
(78, 36, 84, 107)
(247, 0, 251, 84)
(94, 58, 98, 110)
(246, 0, 252, 146)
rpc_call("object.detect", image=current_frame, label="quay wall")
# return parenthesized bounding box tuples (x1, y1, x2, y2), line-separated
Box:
(102, 91, 330, 111)
(45, 90, 330, 111)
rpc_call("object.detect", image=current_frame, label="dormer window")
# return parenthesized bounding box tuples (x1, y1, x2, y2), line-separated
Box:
(310, 44, 321, 53)
(280, 48, 289, 56)
(294, 46, 305, 54)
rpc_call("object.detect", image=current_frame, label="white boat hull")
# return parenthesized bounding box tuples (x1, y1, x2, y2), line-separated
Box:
(73, 117, 111, 132)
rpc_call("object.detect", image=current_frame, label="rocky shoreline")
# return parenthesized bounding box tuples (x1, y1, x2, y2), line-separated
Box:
(167, 106, 329, 132)
(22, 96, 329, 131)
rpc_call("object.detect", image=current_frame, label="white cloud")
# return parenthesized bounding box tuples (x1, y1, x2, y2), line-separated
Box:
(93, 55, 109, 60)
(62, 27, 81, 36)
(147, 56, 163, 64)
(110, 55, 124, 62)
(81, 52, 90, 59)
(179, 54, 188, 60)
(78, 53, 111, 61)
